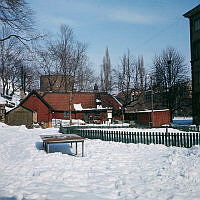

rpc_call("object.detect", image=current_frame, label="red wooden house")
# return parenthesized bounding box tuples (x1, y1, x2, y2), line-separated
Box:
(20, 91, 53, 128)
(19, 90, 122, 127)
(125, 109, 171, 127)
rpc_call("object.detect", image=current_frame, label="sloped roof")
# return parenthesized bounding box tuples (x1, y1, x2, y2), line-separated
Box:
(42, 92, 121, 111)
(19, 90, 121, 112)
(43, 92, 96, 111)
(100, 93, 121, 110)
(183, 4, 200, 18)
(6, 105, 35, 114)
(19, 90, 53, 110)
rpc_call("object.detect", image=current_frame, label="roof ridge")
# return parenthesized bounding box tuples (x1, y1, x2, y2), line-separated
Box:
(183, 4, 200, 18)
(20, 90, 54, 110)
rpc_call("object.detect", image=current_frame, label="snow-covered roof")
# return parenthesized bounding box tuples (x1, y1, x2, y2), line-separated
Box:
(97, 105, 103, 109)
(80, 107, 112, 111)
(73, 104, 83, 111)
(126, 109, 170, 114)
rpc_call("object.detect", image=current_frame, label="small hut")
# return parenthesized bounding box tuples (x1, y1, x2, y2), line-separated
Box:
(125, 109, 171, 127)
(6, 106, 37, 128)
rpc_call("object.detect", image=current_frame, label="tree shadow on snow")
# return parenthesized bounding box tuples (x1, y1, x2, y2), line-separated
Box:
(35, 142, 74, 155)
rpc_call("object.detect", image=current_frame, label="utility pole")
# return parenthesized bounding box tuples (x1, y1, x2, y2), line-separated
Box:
(167, 59, 172, 122)
(151, 75, 154, 127)
(146, 74, 154, 127)
(69, 90, 72, 125)
(69, 76, 75, 126)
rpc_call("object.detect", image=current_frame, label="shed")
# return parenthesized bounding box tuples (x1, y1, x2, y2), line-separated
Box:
(125, 109, 171, 127)
(6, 106, 37, 128)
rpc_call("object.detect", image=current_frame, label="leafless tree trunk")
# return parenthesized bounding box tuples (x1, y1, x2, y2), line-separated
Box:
(113, 50, 142, 121)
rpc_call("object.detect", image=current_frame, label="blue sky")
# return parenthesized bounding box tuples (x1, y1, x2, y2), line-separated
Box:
(29, 0, 199, 74)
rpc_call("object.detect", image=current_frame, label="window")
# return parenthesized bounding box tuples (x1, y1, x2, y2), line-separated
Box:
(94, 112, 100, 119)
(193, 42, 200, 60)
(195, 19, 200, 31)
(197, 71, 200, 85)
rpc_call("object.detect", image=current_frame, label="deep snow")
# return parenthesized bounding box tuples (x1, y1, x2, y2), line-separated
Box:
(0, 124, 200, 200)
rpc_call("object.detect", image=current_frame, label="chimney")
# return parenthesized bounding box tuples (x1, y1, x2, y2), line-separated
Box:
(94, 83, 99, 93)
(94, 84, 102, 108)
(20, 88, 25, 101)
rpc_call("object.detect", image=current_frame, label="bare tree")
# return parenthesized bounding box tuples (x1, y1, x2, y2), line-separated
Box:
(49, 24, 93, 92)
(135, 56, 145, 90)
(113, 50, 140, 120)
(0, 26, 22, 95)
(0, 25, 41, 96)
(0, 0, 35, 41)
(0, 0, 33, 30)
(49, 25, 75, 91)
(153, 47, 190, 121)
(75, 62, 96, 91)
(34, 25, 95, 92)
(101, 47, 112, 93)
(36, 48, 61, 91)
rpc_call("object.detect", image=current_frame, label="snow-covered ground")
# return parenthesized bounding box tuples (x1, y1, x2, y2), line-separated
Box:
(1, 123, 200, 200)
(0, 89, 21, 112)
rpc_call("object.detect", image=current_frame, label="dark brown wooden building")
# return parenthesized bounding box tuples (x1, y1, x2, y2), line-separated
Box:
(184, 4, 200, 124)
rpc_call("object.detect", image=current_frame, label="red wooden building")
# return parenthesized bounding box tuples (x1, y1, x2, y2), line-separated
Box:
(125, 109, 171, 127)
(19, 90, 122, 127)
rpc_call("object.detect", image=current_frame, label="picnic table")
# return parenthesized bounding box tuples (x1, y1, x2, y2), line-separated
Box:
(40, 134, 85, 156)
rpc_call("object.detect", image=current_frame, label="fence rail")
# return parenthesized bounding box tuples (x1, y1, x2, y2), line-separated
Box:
(60, 126, 200, 148)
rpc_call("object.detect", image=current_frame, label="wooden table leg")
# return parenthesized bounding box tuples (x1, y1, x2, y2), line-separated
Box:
(47, 143, 49, 153)
(44, 142, 47, 152)
(82, 141, 84, 157)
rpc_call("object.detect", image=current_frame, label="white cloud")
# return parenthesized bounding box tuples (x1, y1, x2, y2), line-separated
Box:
(107, 8, 160, 25)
